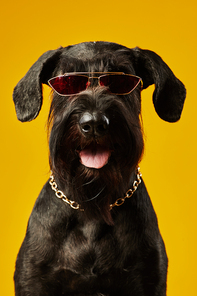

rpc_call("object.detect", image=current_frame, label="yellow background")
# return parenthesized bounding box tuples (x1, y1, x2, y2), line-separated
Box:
(1, 0, 196, 295)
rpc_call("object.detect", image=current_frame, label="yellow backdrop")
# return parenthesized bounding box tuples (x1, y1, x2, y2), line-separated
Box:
(1, 0, 196, 295)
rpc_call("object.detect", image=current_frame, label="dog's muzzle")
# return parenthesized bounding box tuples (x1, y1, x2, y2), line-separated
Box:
(78, 111, 111, 169)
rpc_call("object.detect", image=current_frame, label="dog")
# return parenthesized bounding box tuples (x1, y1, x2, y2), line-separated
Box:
(13, 41, 186, 296)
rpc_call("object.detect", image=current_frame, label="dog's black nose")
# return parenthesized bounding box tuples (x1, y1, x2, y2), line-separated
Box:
(79, 112, 109, 137)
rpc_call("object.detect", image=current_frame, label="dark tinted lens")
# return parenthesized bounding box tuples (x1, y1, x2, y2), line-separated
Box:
(100, 74, 141, 94)
(49, 75, 88, 95)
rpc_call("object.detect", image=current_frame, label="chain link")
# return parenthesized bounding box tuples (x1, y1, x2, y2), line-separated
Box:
(49, 167, 142, 211)
(109, 167, 142, 210)
(49, 175, 82, 210)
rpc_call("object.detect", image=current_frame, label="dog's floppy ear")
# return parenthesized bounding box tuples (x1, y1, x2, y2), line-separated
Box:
(131, 47, 186, 122)
(13, 47, 63, 122)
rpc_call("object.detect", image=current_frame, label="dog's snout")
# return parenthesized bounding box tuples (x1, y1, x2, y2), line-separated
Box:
(79, 112, 109, 137)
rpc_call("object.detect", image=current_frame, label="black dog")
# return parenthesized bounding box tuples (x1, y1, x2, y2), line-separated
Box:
(13, 41, 186, 296)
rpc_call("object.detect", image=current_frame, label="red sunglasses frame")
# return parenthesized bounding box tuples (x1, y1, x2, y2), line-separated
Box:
(48, 72, 143, 96)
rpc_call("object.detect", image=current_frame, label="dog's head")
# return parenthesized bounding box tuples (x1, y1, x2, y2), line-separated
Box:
(13, 41, 186, 224)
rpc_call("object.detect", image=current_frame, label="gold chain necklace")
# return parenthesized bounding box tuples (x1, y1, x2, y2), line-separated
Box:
(49, 167, 142, 211)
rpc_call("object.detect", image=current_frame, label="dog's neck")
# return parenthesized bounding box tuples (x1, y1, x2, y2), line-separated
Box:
(49, 167, 142, 211)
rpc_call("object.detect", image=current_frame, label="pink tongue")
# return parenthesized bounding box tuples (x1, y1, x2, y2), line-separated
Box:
(79, 145, 110, 169)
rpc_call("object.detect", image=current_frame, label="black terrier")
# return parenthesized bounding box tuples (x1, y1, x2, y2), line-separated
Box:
(13, 41, 186, 296)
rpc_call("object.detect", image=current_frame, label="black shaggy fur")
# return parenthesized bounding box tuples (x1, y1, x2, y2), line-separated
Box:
(13, 41, 186, 296)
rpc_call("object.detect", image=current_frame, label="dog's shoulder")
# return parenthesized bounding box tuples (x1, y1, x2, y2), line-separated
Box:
(28, 180, 72, 226)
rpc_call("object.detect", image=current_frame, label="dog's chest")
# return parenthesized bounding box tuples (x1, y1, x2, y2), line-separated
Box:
(55, 217, 134, 284)
(59, 221, 116, 268)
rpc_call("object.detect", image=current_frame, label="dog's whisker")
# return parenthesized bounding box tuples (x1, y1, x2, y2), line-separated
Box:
(73, 177, 97, 189)
(82, 186, 106, 202)
(81, 178, 97, 187)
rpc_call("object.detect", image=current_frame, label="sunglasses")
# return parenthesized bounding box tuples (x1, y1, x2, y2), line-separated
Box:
(48, 72, 143, 96)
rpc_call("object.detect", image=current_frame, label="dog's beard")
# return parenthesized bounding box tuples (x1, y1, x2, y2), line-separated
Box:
(50, 134, 142, 224)
(70, 161, 127, 225)
(48, 92, 144, 225)
(50, 136, 132, 225)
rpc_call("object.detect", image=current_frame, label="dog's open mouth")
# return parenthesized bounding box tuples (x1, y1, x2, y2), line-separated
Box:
(78, 143, 111, 169)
